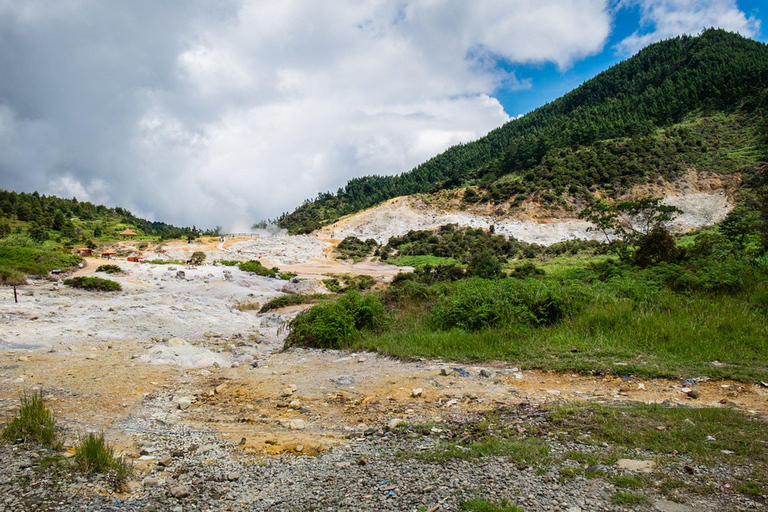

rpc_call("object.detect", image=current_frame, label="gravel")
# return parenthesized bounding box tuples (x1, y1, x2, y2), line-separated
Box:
(2, 418, 765, 512)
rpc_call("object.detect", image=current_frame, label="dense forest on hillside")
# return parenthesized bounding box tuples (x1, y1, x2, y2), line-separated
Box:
(0, 189, 210, 246)
(278, 29, 768, 234)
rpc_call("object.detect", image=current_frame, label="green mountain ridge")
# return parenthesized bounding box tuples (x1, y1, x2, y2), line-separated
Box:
(0, 189, 209, 246)
(278, 29, 768, 234)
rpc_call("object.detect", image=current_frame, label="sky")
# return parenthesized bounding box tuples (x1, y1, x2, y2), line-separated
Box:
(0, 0, 765, 230)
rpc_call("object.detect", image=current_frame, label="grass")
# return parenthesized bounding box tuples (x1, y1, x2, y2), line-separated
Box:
(550, 404, 768, 469)
(388, 255, 461, 267)
(63, 276, 122, 291)
(239, 260, 295, 280)
(0, 245, 81, 275)
(460, 499, 524, 512)
(611, 491, 649, 505)
(95, 264, 122, 274)
(348, 286, 768, 381)
(420, 437, 549, 467)
(74, 432, 132, 486)
(259, 293, 323, 312)
(1, 391, 58, 447)
(235, 301, 261, 311)
(143, 259, 186, 265)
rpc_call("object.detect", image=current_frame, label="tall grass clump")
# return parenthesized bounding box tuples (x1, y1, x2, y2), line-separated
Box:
(63, 276, 121, 291)
(285, 290, 387, 349)
(2, 391, 57, 447)
(74, 432, 132, 486)
(431, 278, 586, 331)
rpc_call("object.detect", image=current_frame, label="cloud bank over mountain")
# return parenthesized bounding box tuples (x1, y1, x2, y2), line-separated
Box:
(0, 0, 762, 228)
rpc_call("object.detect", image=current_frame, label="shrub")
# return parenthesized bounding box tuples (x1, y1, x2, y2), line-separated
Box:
(467, 252, 503, 279)
(74, 432, 132, 486)
(634, 226, 679, 267)
(431, 278, 583, 331)
(285, 290, 388, 349)
(188, 251, 205, 265)
(63, 276, 122, 291)
(384, 279, 438, 308)
(2, 391, 57, 447)
(509, 262, 545, 279)
(260, 293, 322, 312)
(238, 260, 292, 279)
(337, 236, 378, 260)
(95, 264, 122, 274)
(323, 274, 376, 293)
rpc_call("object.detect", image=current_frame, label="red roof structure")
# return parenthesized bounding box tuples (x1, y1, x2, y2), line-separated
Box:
(119, 229, 137, 236)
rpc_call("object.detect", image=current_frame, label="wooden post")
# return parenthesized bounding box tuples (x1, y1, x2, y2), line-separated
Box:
(13, 285, 18, 303)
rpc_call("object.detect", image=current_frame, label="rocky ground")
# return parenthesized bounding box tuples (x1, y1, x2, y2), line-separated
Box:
(1, 195, 766, 511)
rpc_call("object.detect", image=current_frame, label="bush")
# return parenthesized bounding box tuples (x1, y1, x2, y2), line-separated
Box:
(383, 279, 438, 308)
(431, 278, 583, 331)
(467, 252, 504, 279)
(188, 251, 205, 265)
(95, 264, 122, 274)
(337, 236, 378, 260)
(239, 260, 292, 279)
(323, 274, 377, 293)
(260, 293, 322, 312)
(63, 276, 122, 291)
(2, 391, 57, 447)
(634, 226, 679, 267)
(74, 432, 132, 486)
(285, 290, 388, 349)
(509, 262, 545, 279)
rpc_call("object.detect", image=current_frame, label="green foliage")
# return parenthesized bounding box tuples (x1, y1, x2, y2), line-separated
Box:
(95, 264, 122, 274)
(63, 276, 122, 291)
(384, 224, 522, 264)
(342, 249, 768, 380)
(2, 391, 57, 447)
(259, 293, 323, 312)
(74, 432, 132, 486)
(279, 30, 768, 234)
(509, 262, 545, 279)
(552, 404, 768, 468)
(0, 266, 27, 287)
(634, 226, 679, 267)
(735, 481, 763, 496)
(336, 236, 378, 260)
(0, 188, 203, 242)
(611, 491, 649, 505)
(188, 251, 206, 265)
(460, 499, 524, 512)
(0, 245, 81, 275)
(467, 251, 503, 279)
(579, 197, 682, 248)
(322, 274, 376, 293)
(285, 290, 387, 349)
(238, 260, 287, 279)
(387, 255, 461, 267)
(143, 259, 186, 265)
(431, 278, 583, 330)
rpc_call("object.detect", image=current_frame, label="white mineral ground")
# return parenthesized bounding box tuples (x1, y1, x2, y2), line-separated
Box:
(1, 181, 764, 508)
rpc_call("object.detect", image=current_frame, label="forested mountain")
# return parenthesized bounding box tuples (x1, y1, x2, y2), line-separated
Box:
(278, 29, 768, 234)
(0, 189, 205, 244)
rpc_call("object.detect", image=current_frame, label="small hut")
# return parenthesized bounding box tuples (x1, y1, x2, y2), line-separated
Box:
(101, 251, 117, 259)
(119, 228, 137, 237)
(76, 248, 93, 257)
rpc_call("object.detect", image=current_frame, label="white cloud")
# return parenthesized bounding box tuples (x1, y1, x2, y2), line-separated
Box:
(0, 1, 614, 228)
(617, 0, 761, 55)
